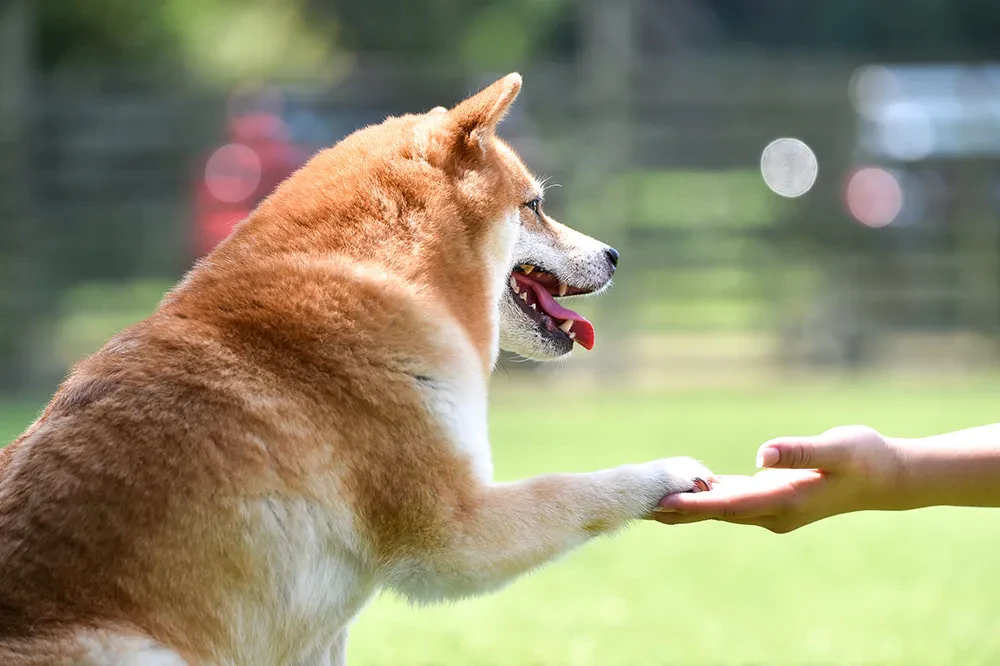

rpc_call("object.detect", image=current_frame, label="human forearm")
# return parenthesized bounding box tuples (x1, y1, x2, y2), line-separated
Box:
(654, 423, 1000, 534)
(892, 424, 1000, 510)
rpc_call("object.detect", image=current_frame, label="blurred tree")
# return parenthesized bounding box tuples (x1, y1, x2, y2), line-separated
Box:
(35, 0, 1000, 81)
(0, 0, 37, 391)
(37, 0, 177, 69)
(36, 0, 579, 80)
(37, 0, 346, 82)
(308, 0, 577, 68)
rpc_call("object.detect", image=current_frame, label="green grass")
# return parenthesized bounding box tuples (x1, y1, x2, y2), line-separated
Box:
(3, 380, 1000, 664)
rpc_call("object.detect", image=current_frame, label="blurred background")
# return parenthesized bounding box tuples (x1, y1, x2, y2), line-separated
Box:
(4, 1, 1000, 664)
(4, 0, 1000, 390)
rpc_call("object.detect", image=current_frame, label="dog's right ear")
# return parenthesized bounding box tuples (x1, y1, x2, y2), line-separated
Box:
(429, 73, 522, 164)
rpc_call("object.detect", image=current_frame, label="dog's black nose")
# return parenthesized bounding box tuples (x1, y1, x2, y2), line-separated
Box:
(605, 247, 619, 271)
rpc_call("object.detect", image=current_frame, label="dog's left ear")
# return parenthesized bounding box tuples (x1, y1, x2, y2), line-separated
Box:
(433, 73, 522, 162)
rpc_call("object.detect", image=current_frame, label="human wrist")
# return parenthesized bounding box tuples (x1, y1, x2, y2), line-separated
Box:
(888, 434, 976, 510)
(882, 436, 932, 511)
(836, 434, 920, 513)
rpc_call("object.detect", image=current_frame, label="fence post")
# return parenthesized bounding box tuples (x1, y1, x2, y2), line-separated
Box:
(0, 0, 38, 394)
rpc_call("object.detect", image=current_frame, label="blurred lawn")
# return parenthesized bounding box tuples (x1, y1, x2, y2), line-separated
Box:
(3, 380, 1000, 665)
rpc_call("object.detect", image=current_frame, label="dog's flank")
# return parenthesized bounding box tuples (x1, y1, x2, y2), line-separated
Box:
(0, 73, 711, 665)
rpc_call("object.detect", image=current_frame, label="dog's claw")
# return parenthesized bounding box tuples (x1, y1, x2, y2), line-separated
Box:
(691, 477, 711, 493)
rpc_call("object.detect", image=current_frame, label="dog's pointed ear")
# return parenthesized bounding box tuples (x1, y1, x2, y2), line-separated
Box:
(432, 73, 522, 162)
(450, 73, 522, 137)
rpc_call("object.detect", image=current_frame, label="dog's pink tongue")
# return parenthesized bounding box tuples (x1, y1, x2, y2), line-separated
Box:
(515, 274, 596, 350)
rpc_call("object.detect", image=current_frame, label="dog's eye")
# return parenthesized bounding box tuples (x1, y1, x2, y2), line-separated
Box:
(524, 198, 542, 216)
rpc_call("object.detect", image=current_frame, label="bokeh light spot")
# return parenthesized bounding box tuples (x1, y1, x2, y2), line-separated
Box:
(205, 143, 262, 204)
(845, 167, 903, 228)
(760, 138, 818, 198)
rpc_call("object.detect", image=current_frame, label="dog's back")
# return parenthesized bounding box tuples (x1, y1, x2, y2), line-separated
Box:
(0, 251, 461, 663)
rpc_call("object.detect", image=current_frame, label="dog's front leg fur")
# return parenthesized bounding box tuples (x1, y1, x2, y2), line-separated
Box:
(328, 629, 347, 666)
(385, 457, 711, 603)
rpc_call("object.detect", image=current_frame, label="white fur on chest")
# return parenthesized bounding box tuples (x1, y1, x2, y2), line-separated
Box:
(220, 498, 377, 665)
(76, 633, 190, 666)
(416, 207, 517, 483)
(425, 368, 493, 482)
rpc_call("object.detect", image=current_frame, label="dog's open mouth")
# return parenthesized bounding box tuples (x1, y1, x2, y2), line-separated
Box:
(508, 264, 597, 350)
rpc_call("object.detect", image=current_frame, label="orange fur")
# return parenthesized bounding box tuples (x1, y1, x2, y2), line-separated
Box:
(0, 74, 711, 665)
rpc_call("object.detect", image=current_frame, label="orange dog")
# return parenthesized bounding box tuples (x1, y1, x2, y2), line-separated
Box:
(0, 74, 712, 665)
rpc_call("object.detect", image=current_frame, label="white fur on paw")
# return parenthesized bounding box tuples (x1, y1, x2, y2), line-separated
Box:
(659, 456, 715, 496)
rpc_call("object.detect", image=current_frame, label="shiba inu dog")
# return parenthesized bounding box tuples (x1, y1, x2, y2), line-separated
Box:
(0, 74, 713, 665)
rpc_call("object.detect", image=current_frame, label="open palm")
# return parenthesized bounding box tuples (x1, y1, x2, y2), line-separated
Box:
(650, 426, 903, 533)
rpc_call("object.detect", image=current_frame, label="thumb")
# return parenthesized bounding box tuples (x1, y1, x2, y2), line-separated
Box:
(756, 434, 852, 471)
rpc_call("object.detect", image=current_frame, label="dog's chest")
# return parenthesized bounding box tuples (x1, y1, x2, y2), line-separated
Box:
(225, 498, 377, 665)
(425, 373, 493, 482)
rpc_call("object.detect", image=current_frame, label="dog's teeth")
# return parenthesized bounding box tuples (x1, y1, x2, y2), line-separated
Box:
(558, 319, 573, 333)
(530, 303, 537, 310)
(509, 276, 517, 290)
(521, 265, 534, 275)
(558, 282, 568, 297)
(520, 292, 528, 302)
(569, 331, 576, 339)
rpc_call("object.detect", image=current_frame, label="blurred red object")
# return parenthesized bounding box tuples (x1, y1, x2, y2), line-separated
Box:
(192, 110, 307, 259)
(844, 166, 904, 228)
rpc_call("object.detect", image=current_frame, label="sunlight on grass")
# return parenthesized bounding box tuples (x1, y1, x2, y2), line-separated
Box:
(352, 381, 1000, 665)
(2, 381, 999, 664)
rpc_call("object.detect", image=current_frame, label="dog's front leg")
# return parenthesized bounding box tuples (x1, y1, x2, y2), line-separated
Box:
(384, 457, 711, 603)
(328, 628, 347, 666)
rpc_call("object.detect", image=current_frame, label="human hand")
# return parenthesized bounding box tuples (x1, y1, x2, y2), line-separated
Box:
(651, 425, 906, 533)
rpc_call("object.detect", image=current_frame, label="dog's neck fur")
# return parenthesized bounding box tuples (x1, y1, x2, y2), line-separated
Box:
(179, 112, 519, 378)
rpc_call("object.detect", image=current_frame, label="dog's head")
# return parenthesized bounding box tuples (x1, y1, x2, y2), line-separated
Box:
(422, 74, 619, 362)
(244, 73, 616, 365)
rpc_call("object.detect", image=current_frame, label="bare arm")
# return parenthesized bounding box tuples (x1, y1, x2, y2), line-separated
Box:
(653, 424, 1000, 533)
(896, 423, 1000, 509)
